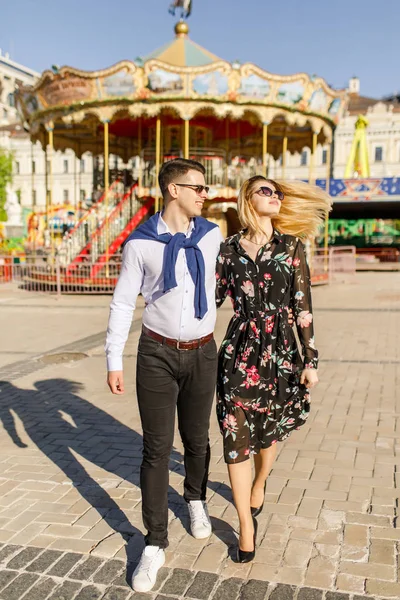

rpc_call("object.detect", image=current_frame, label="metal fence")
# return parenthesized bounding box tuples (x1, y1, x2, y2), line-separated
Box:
(329, 246, 357, 281)
(1, 247, 358, 295)
(0, 256, 122, 295)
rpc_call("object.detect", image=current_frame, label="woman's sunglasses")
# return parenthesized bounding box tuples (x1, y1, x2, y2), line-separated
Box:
(256, 186, 285, 201)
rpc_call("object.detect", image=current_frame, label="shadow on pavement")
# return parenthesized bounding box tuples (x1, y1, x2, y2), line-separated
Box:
(0, 378, 234, 583)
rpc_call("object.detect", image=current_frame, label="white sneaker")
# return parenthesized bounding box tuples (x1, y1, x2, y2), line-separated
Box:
(188, 500, 212, 539)
(131, 546, 165, 593)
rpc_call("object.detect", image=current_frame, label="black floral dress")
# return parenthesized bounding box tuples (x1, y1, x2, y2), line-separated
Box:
(216, 229, 318, 464)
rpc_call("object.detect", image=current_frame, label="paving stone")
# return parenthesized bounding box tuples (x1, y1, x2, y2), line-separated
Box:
(160, 568, 194, 595)
(0, 572, 40, 600)
(74, 585, 104, 600)
(49, 553, 84, 577)
(325, 593, 350, 600)
(185, 572, 219, 599)
(26, 550, 64, 573)
(92, 559, 125, 585)
(6, 546, 43, 569)
(239, 579, 269, 600)
(212, 577, 243, 600)
(268, 584, 294, 600)
(22, 576, 58, 600)
(0, 545, 22, 564)
(69, 556, 103, 581)
(47, 580, 82, 600)
(297, 589, 323, 600)
(102, 588, 131, 600)
(110, 572, 131, 589)
(0, 570, 18, 592)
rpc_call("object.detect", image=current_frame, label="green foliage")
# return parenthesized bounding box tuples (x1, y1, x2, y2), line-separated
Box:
(0, 148, 14, 222)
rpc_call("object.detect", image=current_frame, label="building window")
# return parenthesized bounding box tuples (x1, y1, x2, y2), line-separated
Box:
(300, 150, 308, 166)
(63, 189, 69, 202)
(80, 159, 85, 173)
(3, 108, 7, 119)
(7, 93, 15, 107)
(46, 160, 50, 174)
(32, 190, 37, 206)
(374, 147, 383, 162)
(80, 189, 85, 202)
(63, 160, 69, 173)
(15, 161, 20, 174)
(322, 149, 328, 165)
(32, 160, 36, 174)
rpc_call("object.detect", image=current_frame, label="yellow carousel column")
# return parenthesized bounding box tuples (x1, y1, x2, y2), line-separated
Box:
(103, 120, 110, 275)
(155, 116, 161, 213)
(281, 134, 288, 179)
(309, 131, 318, 183)
(138, 118, 143, 189)
(262, 122, 269, 177)
(324, 141, 332, 271)
(45, 122, 55, 262)
(184, 118, 190, 159)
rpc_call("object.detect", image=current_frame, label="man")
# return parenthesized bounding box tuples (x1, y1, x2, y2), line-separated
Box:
(105, 158, 223, 593)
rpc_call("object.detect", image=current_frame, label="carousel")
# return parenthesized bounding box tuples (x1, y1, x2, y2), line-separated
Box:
(15, 4, 346, 288)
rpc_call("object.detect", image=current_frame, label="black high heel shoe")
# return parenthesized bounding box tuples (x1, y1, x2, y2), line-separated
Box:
(237, 516, 258, 563)
(251, 482, 266, 518)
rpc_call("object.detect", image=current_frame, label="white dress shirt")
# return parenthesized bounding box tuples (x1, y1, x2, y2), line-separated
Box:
(105, 214, 224, 371)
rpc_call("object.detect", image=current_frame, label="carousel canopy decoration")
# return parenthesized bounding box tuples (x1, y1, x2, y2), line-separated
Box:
(16, 17, 346, 161)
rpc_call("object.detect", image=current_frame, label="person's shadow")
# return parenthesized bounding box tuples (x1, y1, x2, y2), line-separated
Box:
(0, 378, 210, 578)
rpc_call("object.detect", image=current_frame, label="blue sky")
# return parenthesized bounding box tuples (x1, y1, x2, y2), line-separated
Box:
(0, 0, 397, 98)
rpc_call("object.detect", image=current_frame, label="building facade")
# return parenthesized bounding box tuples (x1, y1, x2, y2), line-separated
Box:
(0, 51, 94, 214)
(284, 77, 400, 181)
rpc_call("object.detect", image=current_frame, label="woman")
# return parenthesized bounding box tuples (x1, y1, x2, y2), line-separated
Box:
(216, 176, 331, 562)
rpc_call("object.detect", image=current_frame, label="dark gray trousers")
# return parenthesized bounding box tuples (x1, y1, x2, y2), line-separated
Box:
(136, 332, 218, 548)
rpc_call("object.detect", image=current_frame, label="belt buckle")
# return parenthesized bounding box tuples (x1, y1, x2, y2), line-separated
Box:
(177, 340, 186, 351)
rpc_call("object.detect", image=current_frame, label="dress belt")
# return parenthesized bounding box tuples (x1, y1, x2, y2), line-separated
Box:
(142, 325, 214, 351)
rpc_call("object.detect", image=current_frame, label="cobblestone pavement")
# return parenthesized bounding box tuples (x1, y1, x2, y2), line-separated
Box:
(0, 272, 399, 599)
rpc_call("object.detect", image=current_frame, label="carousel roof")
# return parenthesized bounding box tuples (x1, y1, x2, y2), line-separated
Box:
(141, 22, 220, 67)
(15, 19, 347, 163)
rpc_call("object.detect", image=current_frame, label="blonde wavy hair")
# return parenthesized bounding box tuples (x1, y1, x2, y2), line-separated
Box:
(237, 176, 332, 240)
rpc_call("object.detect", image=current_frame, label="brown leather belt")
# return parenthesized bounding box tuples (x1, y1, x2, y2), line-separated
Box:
(142, 325, 213, 351)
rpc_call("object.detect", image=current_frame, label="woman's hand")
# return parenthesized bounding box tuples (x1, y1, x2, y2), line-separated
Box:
(300, 368, 319, 389)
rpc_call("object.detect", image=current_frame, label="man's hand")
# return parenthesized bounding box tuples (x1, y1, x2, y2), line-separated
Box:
(107, 371, 125, 395)
(300, 368, 319, 389)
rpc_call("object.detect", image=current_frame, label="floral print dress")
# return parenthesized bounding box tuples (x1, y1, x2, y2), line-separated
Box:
(216, 229, 318, 464)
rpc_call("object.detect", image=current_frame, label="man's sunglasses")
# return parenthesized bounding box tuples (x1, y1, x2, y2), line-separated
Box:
(175, 183, 210, 195)
(256, 186, 285, 201)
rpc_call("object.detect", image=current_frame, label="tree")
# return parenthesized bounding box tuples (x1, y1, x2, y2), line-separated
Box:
(0, 147, 14, 222)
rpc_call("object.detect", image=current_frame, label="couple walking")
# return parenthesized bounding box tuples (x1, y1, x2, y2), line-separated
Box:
(105, 158, 330, 592)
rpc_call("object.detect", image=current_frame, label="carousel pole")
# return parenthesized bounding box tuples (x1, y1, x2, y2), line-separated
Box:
(30, 141, 35, 254)
(309, 131, 318, 183)
(104, 120, 110, 276)
(47, 123, 55, 265)
(184, 118, 190, 159)
(77, 142, 81, 213)
(225, 118, 230, 186)
(262, 122, 268, 177)
(282, 134, 288, 179)
(138, 118, 142, 189)
(155, 116, 161, 213)
(74, 151, 77, 211)
(323, 142, 331, 272)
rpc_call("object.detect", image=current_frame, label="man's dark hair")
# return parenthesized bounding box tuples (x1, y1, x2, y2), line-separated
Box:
(158, 158, 205, 196)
